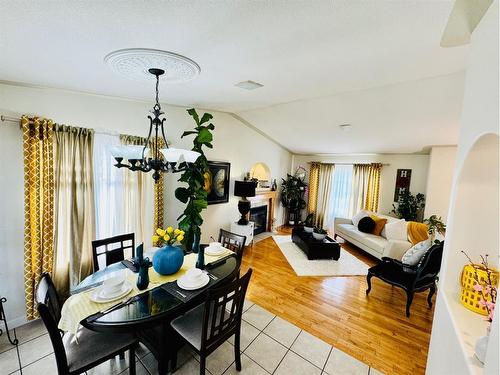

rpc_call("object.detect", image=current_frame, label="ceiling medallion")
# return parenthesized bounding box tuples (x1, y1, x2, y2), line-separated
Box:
(104, 48, 201, 83)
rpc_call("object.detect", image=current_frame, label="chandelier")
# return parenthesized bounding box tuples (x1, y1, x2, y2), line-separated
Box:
(111, 68, 201, 182)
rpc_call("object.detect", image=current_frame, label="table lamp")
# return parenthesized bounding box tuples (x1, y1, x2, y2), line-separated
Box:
(234, 181, 256, 225)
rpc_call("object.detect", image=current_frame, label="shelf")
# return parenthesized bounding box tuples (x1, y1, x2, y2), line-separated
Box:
(443, 290, 489, 374)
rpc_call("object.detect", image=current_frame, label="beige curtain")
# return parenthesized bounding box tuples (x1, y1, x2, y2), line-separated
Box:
(350, 164, 371, 216)
(21, 116, 55, 320)
(52, 125, 95, 297)
(314, 164, 334, 228)
(120, 135, 154, 248)
(307, 162, 320, 214)
(365, 163, 382, 212)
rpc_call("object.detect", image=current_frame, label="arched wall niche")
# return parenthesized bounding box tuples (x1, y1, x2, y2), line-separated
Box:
(250, 162, 271, 182)
(442, 133, 499, 295)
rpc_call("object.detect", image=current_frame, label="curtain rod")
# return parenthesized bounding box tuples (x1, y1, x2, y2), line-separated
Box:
(1, 115, 20, 123)
(307, 161, 390, 166)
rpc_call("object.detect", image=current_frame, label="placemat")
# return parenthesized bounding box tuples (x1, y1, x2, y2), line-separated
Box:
(161, 271, 219, 303)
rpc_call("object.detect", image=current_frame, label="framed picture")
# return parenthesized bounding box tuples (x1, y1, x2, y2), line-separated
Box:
(394, 169, 412, 202)
(204, 161, 231, 205)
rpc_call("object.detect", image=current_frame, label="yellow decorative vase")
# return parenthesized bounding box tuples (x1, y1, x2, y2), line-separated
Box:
(460, 264, 498, 315)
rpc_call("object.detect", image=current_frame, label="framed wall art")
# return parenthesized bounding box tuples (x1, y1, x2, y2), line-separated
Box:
(204, 161, 231, 205)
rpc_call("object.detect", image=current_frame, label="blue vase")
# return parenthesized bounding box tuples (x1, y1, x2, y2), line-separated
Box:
(152, 245, 184, 275)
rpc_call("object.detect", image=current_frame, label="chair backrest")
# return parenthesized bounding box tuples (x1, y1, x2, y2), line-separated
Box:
(36, 273, 69, 374)
(92, 233, 135, 272)
(415, 241, 444, 282)
(218, 229, 246, 260)
(201, 268, 252, 353)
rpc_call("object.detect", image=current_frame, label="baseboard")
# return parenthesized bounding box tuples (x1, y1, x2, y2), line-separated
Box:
(6, 315, 27, 329)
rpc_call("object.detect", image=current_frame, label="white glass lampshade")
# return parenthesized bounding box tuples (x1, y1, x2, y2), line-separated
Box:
(110, 145, 128, 158)
(181, 150, 201, 163)
(124, 145, 149, 160)
(160, 148, 184, 163)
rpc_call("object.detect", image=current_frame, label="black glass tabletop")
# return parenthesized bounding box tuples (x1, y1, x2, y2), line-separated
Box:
(76, 254, 239, 332)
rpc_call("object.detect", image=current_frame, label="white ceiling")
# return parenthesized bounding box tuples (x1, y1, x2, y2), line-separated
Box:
(0, 0, 468, 153)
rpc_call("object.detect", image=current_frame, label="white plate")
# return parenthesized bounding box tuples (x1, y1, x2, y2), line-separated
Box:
(205, 246, 226, 256)
(90, 282, 133, 304)
(177, 273, 210, 290)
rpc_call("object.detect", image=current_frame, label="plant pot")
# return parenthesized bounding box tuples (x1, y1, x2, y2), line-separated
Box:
(289, 220, 295, 225)
(152, 245, 184, 275)
(313, 232, 326, 241)
(304, 226, 314, 233)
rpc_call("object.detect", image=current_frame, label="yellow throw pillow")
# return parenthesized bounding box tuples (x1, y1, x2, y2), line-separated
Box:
(370, 215, 387, 236)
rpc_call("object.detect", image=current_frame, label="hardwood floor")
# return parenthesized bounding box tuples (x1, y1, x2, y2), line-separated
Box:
(240, 227, 434, 375)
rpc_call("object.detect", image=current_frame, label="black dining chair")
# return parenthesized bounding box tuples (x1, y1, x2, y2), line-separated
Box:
(366, 241, 444, 317)
(36, 273, 138, 375)
(92, 233, 135, 272)
(170, 268, 253, 375)
(218, 229, 246, 261)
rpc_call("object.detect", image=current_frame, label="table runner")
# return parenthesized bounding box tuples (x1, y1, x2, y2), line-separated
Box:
(59, 249, 232, 335)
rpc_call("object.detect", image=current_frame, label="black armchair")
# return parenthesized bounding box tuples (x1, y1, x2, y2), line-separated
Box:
(366, 241, 444, 317)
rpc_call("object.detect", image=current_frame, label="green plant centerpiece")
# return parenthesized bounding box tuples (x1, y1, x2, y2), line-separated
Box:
(304, 213, 314, 232)
(175, 108, 214, 268)
(423, 215, 446, 243)
(391, 190, 425, 221)
(312, 226, 327, 240)
(280, 170, 307, 224)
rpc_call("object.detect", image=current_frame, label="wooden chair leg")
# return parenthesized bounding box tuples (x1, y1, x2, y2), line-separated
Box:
(427, 284, 436, 308)
(234, 330, 242, 371)
(199, 355, 206, 375)
(129, 346, 136, 375)
(405, 290, 414, 317)
(366, 272, 373, 295)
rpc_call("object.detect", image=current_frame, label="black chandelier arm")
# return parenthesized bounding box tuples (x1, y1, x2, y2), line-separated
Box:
(144, 115, 155, 159)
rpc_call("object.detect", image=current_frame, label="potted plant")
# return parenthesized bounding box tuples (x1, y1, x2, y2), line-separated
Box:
(280, 170, 307, 225)
(423, 215, 446, 242)
(151, 226, 185, 275)
(175, 109, 214, 268)
(313, 226, 327, 241)
(304, 213, 314, 233)
(391, 191, 425, 221)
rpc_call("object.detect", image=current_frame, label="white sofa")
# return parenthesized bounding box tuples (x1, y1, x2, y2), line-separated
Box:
(333, 213, 412, 260)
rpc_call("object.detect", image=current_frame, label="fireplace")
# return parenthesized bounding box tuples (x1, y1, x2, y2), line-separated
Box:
(249, 205, 267, 235)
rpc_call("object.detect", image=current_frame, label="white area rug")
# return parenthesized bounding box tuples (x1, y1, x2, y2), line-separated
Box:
(272, 235, 369, 276)
(253, 231, 274, 243)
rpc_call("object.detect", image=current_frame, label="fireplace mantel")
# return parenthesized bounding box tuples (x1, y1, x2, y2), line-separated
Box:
(249, 190, 278, 232)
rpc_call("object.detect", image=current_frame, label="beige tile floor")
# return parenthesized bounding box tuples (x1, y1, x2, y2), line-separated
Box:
(0, 301, 383, 375)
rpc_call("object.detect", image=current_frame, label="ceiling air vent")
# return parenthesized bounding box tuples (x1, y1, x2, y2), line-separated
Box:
(235, 80, 264, 90)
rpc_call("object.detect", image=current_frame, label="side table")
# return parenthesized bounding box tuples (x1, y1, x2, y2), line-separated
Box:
(230, 222, 254, 245)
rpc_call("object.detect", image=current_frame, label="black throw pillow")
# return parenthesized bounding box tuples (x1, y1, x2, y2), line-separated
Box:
(358, 216, 375, 233)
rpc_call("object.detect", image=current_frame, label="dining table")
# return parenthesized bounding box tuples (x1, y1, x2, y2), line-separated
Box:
(59, 248, 240, 375)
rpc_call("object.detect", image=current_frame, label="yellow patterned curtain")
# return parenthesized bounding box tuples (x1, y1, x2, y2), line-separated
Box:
(307, 162, 320, 214)
(120, 134, 154, 247)
(22, 116, 55, 320)
(152, 137, 164, 238)
(365, 163, 382, 212)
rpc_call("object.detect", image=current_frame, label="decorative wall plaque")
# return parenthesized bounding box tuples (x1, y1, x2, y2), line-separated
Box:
(394, 169, 412, 202)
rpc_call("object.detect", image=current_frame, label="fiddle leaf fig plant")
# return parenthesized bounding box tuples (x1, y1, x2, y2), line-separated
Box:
(175, 108, 214, 252)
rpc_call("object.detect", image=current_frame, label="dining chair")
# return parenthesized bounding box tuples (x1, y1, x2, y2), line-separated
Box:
(92, 233, 135, 272)
(36, 273, 138, 375)
(218, 229, 246, 261)
(170, 268, 253, 375)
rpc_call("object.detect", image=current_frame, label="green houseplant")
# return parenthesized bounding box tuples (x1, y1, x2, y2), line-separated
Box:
(423, 215, 446, 242)
(280, 172, 307, 224)
(313, 226, 327, 240)
(304, 213, 314, 232)
(391, 191, 425, 221)
(175, 108, 214, 256)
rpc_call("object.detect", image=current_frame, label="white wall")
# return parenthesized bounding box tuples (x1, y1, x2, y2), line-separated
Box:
(424, 146, 457, 222)
(0, 83, 292, 327)
(426, 1, 499, 374)
(292, 153, 429, 216)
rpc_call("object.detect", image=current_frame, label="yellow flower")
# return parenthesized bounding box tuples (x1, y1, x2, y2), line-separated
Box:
(156, 228, 166, 236)
(163, 234, 170, 242)
(179, 230, 185, 236)
(152, 235, 160, 243)
(174, 228, 181, 235)
(167, 226, 174, 234)
(177, 235, 184, 242)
